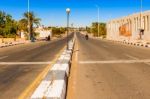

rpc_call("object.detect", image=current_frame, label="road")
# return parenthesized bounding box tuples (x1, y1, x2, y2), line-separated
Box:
(68, 33, 150, 99)
(0, 34, 73, 99)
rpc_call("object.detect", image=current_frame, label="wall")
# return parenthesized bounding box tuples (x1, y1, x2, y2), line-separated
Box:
(0, 38, 25, 43)
(107, 10, 150, 41)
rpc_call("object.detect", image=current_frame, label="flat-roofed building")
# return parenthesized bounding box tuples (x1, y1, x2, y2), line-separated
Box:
(107, 10, 150, 42)
(35, 26, 52, 39)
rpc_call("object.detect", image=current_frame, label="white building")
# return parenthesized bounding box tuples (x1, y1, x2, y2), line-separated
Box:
(35, 26, 52, 39)
(20, 30, 25, 38)
(107, 10, 150, 41)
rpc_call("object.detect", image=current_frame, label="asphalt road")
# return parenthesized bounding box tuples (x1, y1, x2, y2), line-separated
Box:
(0, 34, 73, 99)
(72, 33, 150, 99)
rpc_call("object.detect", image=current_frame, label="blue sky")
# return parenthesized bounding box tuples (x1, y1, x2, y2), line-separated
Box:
(0, 0, 150, 27)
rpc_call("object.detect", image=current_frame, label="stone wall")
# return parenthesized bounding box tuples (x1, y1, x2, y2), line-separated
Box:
(0, 38, 25, 44)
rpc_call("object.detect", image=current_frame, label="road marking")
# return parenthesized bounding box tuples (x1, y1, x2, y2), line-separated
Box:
(124, 54, 138, 60)
(0, 62, 52, 65)
(102, 45, 108, 48)
(18, 46, 66, 99)
(0, 56, 8, 60)
(79, 59, 150, 64)
(124, 54, 150, 66)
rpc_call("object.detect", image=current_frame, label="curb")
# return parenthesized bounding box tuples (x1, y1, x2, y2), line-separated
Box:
(0, 41, 29, 48)
(107, 39, 150, 48)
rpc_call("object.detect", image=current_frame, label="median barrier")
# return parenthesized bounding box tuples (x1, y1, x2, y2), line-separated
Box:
(45, 80, 66, 99)
(31, 38, 75, 99)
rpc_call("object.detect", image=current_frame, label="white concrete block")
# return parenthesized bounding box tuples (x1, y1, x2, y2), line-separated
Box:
(45, 80, 66, 99)
(31, 81, 51, 99)
(64, 55, 71, 61)
(52, 63, 69, 76)
(59, 55, 65, 60)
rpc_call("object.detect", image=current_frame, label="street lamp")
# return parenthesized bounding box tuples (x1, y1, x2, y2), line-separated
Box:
(27, 0, 31, 41)
(66, 8, 70, 50)
(27, 0, 34, 42)
(96, 5, 100, 37)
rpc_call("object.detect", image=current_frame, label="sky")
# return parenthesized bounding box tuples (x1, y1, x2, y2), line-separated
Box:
(0, 0, 150, 27)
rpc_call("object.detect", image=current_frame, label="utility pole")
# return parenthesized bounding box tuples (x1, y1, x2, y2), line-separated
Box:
(27, 0, 31, 41)
(66, 8, 71, 50)
(96, 5, 100, 37)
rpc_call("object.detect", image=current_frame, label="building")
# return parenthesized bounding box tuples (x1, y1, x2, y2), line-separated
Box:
(20, 30, 25, 39)
(107, 10, 150, 41)
(35, 26, 52, 39)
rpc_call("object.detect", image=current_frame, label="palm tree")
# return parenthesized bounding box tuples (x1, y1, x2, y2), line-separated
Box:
(21, 12, 41, 41)
(0, 11, 18, 38)
(0, 11, 6, 28)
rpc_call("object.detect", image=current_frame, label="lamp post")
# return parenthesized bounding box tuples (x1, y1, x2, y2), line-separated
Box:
(27, 0, 34, 42)
(96, 5, 100, 37)
(66, 8, 70, 50)
(27, 0, 31, 41)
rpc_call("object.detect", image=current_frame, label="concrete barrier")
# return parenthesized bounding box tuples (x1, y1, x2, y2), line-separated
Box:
(45, 80, 66, 99)
(31, 37, 75, 99)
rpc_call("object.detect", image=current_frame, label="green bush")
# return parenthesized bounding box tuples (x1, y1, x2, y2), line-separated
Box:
(0, 11, 17, 38)
(52, 27, 66, 36)
(89, 22, 106, 37)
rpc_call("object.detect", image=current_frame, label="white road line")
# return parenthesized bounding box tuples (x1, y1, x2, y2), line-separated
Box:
(124, 54, 138, 60)
(0, 62, 52, 65)
(102, 45, 108, 48)
(0, 56, 8, 60)
(124, 54, 150, 66)
(79, 59, 150, 64)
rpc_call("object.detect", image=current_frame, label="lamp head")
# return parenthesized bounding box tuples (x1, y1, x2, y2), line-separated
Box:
(66, 8, 71, 13)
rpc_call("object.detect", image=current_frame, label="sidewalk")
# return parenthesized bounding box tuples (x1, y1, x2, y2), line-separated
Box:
(0, 40, 30, 48)
(0, 35, 67, 48)
(83, 32, 150, 48)
(106, 38, 150, 48)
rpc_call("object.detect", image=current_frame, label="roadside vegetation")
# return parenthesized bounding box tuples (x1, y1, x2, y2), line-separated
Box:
(50, 27, 66, 37)
(0, 10, 67, 40)
(0, 11, 41, 39)
(0, 11, 18, 38)
(86, 22, 107, 38)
